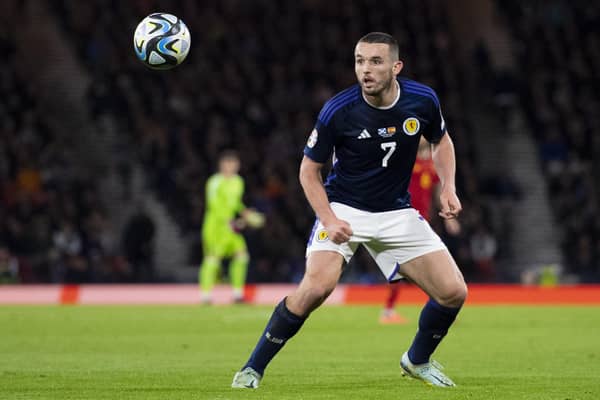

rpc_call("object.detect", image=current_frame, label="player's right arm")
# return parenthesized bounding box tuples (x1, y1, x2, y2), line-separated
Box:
(299, 156, 353, 244)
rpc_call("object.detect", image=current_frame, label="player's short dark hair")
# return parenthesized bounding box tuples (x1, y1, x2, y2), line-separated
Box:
(219, 149, 239, 162)
(357, 32, 400, 60)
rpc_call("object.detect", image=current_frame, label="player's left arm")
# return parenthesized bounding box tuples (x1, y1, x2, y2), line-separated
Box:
(236, 178, 265, 229)
(431, 132, 462, 219)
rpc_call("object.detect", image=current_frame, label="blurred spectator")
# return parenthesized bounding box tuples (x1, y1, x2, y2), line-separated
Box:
(122, 204, 156, 282)
(469, 224, 497, 282)
(0, 244, 21, 284)
(82, 209, 118, 281)
(0, 13, 128, 283)
(51, 220, 88, 283)
(498, 0, 600, 282)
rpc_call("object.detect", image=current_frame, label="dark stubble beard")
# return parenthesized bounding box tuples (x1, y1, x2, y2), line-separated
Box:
(362, 74, 394, 97)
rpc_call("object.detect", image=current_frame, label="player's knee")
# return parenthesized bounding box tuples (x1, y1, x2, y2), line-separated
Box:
(234, 252, 249, 263)
(437, 282, 468, 308)
(203, 255, 219, 264)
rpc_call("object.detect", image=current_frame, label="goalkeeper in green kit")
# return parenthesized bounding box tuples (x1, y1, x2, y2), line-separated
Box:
(200, 150, 264, 304)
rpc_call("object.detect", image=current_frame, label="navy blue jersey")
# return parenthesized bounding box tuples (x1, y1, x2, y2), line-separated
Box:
(304, 77, 446, 212)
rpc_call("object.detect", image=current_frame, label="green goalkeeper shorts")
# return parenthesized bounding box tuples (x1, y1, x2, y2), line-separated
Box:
(202, 228, 247, 258)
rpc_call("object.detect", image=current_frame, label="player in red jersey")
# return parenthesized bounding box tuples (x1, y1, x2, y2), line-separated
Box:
(380, 137, 460, 324)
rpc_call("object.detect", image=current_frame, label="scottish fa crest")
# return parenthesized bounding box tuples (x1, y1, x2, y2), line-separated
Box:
(316, 230, 329, 242)
(403, 117, 420, 136)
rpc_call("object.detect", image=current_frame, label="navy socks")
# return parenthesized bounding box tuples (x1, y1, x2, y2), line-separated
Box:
(244, 298, 306, 375)
(408, 298, 461, 364)
(242, 297, 459, 374)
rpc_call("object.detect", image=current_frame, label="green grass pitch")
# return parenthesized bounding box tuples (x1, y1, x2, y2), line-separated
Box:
(1, 304, 599, 399)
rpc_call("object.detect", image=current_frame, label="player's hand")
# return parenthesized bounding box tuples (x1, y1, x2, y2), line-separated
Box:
(438, 185, 462, 219)
(322, 218, 353, 244)
(242, 208, 265, 228)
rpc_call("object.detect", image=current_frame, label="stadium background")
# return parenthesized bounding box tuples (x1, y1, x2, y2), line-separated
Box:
(1, 0, 599, 287)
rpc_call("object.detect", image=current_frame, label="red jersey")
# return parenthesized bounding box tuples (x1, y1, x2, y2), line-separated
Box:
(409, 158, 439, 221)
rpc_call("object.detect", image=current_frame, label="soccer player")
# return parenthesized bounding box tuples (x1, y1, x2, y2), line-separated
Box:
(199, 150, 256, 304)
(381, 137, 461, 324)
(232, 32, 467, 388)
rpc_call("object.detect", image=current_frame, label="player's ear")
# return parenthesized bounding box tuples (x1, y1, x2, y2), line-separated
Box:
(393, 60, 403, 75)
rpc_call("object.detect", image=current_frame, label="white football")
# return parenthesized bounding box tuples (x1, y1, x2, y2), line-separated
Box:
(133, 13, 191, 70)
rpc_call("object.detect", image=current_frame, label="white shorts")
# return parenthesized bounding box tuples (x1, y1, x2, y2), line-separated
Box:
(306, 202, 447, 282)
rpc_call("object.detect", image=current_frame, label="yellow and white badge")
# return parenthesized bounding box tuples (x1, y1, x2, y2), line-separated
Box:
(316, 229, 329, 242)
(402, 117, 420, 136)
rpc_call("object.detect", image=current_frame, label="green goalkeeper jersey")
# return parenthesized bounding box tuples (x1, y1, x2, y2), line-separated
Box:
(202, 173, 245, 235)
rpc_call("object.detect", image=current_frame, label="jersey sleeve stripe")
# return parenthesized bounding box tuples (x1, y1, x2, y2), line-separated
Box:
(319, 91, 356, 124)
(319, 87, 356, 116)
(319, 91, 354, 122)
(318, 87, 360, 125)
(403, 86, 440, 108)
(320, 93, 360, 125)
(402, 81, 440, 102)
(402, 80, 438, 95)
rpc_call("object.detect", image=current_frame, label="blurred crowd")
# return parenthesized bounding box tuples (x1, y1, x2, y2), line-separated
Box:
(0, 27, 126, 283)
(3, 0, 513, 284)
(499, 1, 600, 282)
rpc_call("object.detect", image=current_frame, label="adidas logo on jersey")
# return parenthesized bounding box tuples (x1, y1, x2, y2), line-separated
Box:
(358, 129, 371, 139)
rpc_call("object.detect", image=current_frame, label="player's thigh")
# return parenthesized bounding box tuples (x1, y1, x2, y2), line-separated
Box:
(399, 249, 467, 307)
(202, 224, 227, 256)
(225, 233, 248, 257)
(366, 208, 446, 282)
(287, 250, 345, 317)
(205, 229, 244, 258)
(202, 234, 222, 258)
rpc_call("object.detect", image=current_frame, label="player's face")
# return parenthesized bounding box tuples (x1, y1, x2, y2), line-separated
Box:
(354, 42, 403, 97)
(220, 157, 240, 176)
